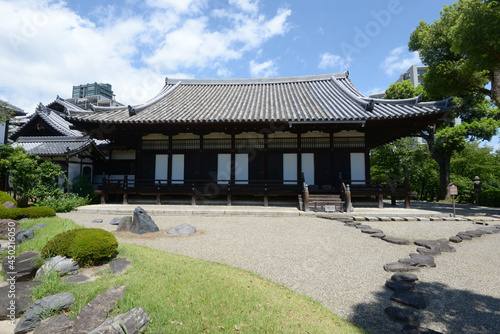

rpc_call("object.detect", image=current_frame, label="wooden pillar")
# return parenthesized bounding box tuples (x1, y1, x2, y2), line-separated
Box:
(198, 134, 203, 182)
(297, 133, 302, 185)
(329, 132, 335, 187)
(167, 135, 173, 185)
(230, 134, 235, 206)
(263, 133, 269, 181)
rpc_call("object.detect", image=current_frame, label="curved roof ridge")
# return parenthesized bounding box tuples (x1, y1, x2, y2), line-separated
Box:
(329, 74, 372, 111)
(133, 81, 181, 113)
(361, 95, 422, 105)
(166, 71, 349, 85)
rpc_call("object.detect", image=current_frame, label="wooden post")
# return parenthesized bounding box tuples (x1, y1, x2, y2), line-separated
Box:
(123, 193, 128, 205)
(378, 194, 383, 209)
(304, 185, 309, 212)
(404, 176, 411, 209)
(264, 194, 268, 207)
(227, 194, 231, 206)
(346, 187, 352, 213)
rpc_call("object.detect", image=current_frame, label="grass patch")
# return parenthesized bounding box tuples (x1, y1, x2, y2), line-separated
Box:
(15, 217, 365, 333)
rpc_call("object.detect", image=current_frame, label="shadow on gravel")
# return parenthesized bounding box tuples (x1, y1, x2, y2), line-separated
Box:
(349, 281, 500, 334)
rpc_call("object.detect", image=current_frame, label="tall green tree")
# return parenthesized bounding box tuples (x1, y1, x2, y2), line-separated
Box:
(0, 100, 14, 124)
(409, 0, 500, 107)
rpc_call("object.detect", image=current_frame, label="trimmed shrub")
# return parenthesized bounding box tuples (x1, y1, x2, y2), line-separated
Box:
(0, 191, 17, 206)
(35, 193, 91, 213)
(42, 228, 118, 266)
(479, 189, 500, 208)
(0, 205, 56, 219)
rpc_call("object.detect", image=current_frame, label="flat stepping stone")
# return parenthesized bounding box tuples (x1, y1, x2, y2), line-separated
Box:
(370, 232, 386, 238)
(391, 273, 418, 282)
(476, 227, 494, 234)
(361, 228, 383, 234)
(384, 306, 419, 326)
(398, 257, 436, 268)
(356, 224, 372, 229)
(344, 222, 360, 227)
(391, 217, 405, 221)
(337, 218, 354, 223)
(391, 290, 427, 309)
(385, 280, 416, 291)
(414, 239, 456, 252)
(109, 258, 132, 274)
(401, 324, 442, 333)
(353, 216, 366, 221)
(449, 236, 462, 243)
(364, 216, 379, 221)
(384, 262, 421, 273)
(456, 233, 472, 240)
(382, 237, 410, 245)
(416, 247, 441, 256)
(430, 217, 443, 221)
(64, 274, 90, 285)
(92, 219, 103, 223)
(377, 217, 392, 221)
(416, 217, 430, 221)
(464, 230, 483, 237)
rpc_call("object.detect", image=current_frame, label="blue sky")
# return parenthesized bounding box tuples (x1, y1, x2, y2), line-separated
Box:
(0, 0, 498, 149)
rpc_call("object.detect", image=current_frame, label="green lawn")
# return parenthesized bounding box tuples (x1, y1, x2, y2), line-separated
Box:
(13, 217, 365, 333)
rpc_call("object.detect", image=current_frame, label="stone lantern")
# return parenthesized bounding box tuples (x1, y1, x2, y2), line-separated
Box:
(471, 176, 482, 205)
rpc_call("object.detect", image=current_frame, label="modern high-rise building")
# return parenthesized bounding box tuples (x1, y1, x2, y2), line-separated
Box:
(72, 82, 114, 100)
(396, 65, 428, 87)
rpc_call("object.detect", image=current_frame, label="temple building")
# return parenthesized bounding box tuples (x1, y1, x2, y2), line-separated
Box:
(63, 71, 450, 208)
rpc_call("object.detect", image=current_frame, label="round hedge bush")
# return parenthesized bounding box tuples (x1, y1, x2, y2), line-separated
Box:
(42, 228, 118, 266)
(479, 189, 500, 208)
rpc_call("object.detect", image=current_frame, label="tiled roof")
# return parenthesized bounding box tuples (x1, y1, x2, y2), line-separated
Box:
(10, 104, 83, 139)
(13, 136, 104, 157)
(66, 72, 451, 125)
(47, 96, 90, 115)
(0, 99, 26, 116)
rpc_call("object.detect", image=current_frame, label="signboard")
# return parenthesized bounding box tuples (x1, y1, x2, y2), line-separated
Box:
(449, 184, 458, 196)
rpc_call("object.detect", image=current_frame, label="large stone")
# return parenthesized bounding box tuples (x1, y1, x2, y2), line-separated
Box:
(449, 236, 462, 243)
(14, 293, 75, 334)
(109, 258, 131, 274)
(64, 274, 90, 285)
(456, 233, 472, 240)
(35, 256, 79, 279)
(0, 281, 41, 319)
(391, 290, 427, 309)
(414, 239, 456, 252)
(2, 251, 42, 282)
(119, 207, 159, 234)
(476, 227, 494, 234)
(110, 216, 131, 226)
(72, 286, 126, 334)
(31, 223, 47, 230)
(360, 228, 383, 234)
(463, 230, 482, 238)
(400, 324, 442, 333)
(370, 232, 386, 238)
(0, 219, 19, 237)
(33, 314, 74, 334)
(382, 237, 410, 245)
(15, 229, 35, 244)
(116, 217, 133, 232)
(88, 307, 149, 334)
(384, 262, 421, 273)
(167, 223, 197, 236)
(391, 273, 418, 282)
(399, 255, 436, 268)
(416, 247, 441, 256)
(3, 201, 17, 209)
(355, 224, 372, 229)
(384, 306, 419, 326)
(385, 280, 416, 291)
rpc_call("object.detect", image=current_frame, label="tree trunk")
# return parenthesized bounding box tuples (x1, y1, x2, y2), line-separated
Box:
(491, 69, 500, 109)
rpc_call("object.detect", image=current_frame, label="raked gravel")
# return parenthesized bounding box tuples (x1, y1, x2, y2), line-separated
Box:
(59, 212, 500, 334)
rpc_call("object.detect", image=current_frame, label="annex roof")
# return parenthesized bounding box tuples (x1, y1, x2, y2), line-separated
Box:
(66, 72, 450, 125)
(10, 103, 83, 140)
(47, 96, 91, 115)
(0, 99, 26, 117)
(12, 136, 105, 158)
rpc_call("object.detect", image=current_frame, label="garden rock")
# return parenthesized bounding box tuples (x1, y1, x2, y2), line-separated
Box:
(384, 262, 420, 273)
(0, 281, 41, 319)
(35, 256, 79, 279)
(0, 219, 19, 237)
(391, 273, 418, 282)
(385, 280, 416, 291)
(109, 216, 131, 226)
(399, 255, 436, 268)
(31, 223, 47, 230)
(355, 224, 371, 229)
(476, 227, 494, 234)
(64, 274, 90, 285)
(463, 230, 482, 237)
(382, 237, 410, 245)
(391, 290, 427, 309)
(2, 251, 42, 282)
(416, 247, 441, 256)
(360, 228, 383, 234)
(384, 306, 419, 326)
(120, 206, 159, 234)
(370, 232, 386, 238)
(73, 286, 126, 334)
(449, 236, 462, 243)
(3, 201, 17, 209)
(344, 222, 360, 227)
(15, 229, 35, 244)
(92, 219, 103, 223)
(401, 324, 442, 333)
(414, 239, 456, 252)
(167, 223, 197, 236)
(33, 314, 75, 334)
(14, 293, 75, 334)
(109, 258, 131, 274)
(456, 233, 472, 240)
(88, 307, 149, 334)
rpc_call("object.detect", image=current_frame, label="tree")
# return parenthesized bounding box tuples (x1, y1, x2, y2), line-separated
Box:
(409, 0, 500, 107)
(383, 80, 499, 200)
(0, 100, 14, 124)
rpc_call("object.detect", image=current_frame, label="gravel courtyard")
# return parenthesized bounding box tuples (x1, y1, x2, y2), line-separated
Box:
(59, 212, 500, 334)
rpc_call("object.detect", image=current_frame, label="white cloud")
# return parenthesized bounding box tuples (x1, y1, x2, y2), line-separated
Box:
(249, 59, 278, 77)
(380, 46, 421, 76)
(0, 0, 291, 113)
(318, 53, 351, 71)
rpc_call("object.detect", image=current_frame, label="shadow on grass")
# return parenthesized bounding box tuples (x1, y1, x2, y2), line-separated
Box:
(349, 280, 500, 333)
